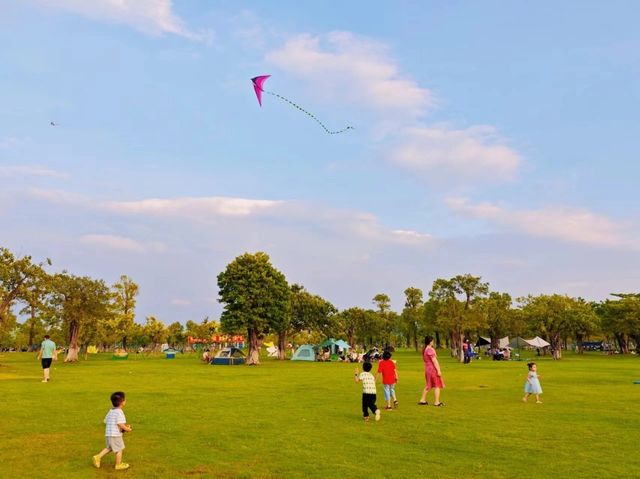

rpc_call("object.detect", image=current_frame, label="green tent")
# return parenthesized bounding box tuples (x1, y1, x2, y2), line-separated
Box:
(292, 344, 316, 361)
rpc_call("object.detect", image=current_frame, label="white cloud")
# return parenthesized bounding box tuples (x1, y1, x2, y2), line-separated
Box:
(0, 166, 69, 179)
(27, 188, 434, 248)
(390, 125, 522, 185)
(27, 187, 86, 204)
(267, 32, 524, 185)
(390, 229, 434, 245)
(38, 0, 211, 42)
(0, 137, 20, 149)
(446, 197, 639, 249)
(266, 32, 432, 120)
(101, 196, 284, 219)
(79, 234, 152, 253)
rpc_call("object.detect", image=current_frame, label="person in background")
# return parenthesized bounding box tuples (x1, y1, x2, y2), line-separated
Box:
(419, 335, 445, 407)
(376, 350, 398, 410)
(93, 391, 133, 470)
(37, 334, 56, 383)
(463, 339, 472, 364)
(523, 362, 543, 404)
(355, 362, 381, 422)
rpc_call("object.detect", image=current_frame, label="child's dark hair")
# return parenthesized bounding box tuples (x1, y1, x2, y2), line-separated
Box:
(110, 391, 126, 407)
(424, 335, 434, 346)
(362, 362, 372, 372)
(382, 351, 392, 360)
(527, 362, 536, 370)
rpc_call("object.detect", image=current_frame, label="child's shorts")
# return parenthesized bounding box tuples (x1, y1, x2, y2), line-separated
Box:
(105, 436, 125, 453)
(383, 383, 396, 401)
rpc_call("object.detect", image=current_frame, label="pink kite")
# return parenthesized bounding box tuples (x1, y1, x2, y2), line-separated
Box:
(251, 75, 353, 135)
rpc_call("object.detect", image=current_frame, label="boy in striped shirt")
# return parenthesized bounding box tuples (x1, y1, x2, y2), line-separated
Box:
(92, 391, 133, 470)
(354, 362, 381, 422)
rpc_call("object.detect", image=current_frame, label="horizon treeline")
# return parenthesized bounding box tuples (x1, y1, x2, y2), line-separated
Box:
(1, 247, 638, 362)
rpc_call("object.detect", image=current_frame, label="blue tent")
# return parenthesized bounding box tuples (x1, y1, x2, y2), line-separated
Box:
(292, 344, 316, 361)
(319, 338, 351, 353)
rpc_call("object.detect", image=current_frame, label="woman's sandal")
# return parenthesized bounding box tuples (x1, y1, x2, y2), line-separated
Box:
(433, 402, 445, 407)
(418, 401, 428, 405)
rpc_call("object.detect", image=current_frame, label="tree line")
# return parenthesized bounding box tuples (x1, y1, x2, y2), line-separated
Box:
(2, 247, 638, 363)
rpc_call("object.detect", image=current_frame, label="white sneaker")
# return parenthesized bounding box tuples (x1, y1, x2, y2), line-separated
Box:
(375, 409, 381, 421)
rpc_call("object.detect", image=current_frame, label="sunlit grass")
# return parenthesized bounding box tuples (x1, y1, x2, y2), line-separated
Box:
(1, 350, 639, 478)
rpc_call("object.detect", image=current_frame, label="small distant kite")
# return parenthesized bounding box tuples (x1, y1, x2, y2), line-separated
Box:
(50, 121, 57, 126)
(251, 75, 354, 135)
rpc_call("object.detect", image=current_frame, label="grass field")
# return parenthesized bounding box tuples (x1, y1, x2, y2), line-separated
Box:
(1, 350, 639, 478)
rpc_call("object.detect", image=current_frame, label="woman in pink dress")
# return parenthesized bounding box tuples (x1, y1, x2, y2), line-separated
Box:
(418, 335, 445, 406)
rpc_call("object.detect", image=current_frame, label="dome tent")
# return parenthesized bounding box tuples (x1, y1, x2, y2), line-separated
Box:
(292, 344, 316, 361)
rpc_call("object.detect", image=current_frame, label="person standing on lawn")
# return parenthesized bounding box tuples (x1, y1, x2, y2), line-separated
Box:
(376, 350, 398, 410)
(418, 335, 445, 407)
(355, 362, 381, 422)
(37, 334, 56, 383)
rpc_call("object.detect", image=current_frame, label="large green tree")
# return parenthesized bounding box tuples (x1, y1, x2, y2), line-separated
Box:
(217, 252, 290, 365)
(373, 293, 396, 347)
(430, 274, 489, 361)
(400, 287, 424, 350)
(597, 293, 640, 353)
(49, 273, 112, 362)
(109, 275, 139, 350)
(336, 307, 367, 348)
(0, 247, 48, 330)
(479, 292, 513, 349)
(519, 294, 598, 359)
(143, 315, 167, 350)
(287, 284, 336, 358)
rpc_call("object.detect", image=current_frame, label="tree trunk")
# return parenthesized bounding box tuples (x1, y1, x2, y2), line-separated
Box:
(246, 327, 260, 365)
(615, 333, 628, 354)
(122, 335, 128, 351)
(28, 308, 37, 351)
(277, 330, 286, 360)
(65, 320, 80, 362)
(551, 333, 562, 360)
(412, 323, 419, 351)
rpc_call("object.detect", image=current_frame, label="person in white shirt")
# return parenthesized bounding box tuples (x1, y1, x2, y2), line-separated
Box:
(354, 362, 381, 422)
(92, 391, 133, 470)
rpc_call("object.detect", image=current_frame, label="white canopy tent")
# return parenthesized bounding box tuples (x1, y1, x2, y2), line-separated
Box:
(509, 336, 550, 349)
(477, 336, 510, 348)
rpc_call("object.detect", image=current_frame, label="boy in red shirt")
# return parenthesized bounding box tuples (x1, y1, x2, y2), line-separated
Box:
(376, 350, 398, 410)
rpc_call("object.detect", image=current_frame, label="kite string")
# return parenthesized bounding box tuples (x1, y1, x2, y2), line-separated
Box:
(265, 91, 353, 135)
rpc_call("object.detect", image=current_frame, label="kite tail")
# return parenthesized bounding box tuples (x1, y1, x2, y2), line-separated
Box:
(265, 91, 354, 135)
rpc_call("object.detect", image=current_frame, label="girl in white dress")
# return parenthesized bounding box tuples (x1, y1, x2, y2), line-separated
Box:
(523, 362, 543, 404)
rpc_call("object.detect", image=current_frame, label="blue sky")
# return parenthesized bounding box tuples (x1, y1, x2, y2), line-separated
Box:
(1, 0, 638, 323)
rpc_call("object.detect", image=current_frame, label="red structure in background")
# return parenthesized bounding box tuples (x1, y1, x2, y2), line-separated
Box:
(188, 335, 245, 348)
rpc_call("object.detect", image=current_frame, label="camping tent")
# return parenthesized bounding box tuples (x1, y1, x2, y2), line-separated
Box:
(211, 347, 245, 365)
(476, 336, 510, 348)
(319, 338, 350, 354)
(292, 344, 316, 361)
(509, 337, 550, 349)
(528, 336, 551, 348)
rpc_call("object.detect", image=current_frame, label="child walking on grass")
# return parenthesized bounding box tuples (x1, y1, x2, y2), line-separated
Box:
(523, 362, 543, 404)
(93, 391, 133, 470)
(355, 362, 381, 422)
(376, 350, 398, 410)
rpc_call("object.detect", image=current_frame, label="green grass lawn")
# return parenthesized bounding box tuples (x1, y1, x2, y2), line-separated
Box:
(1, 350, 639, 478)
